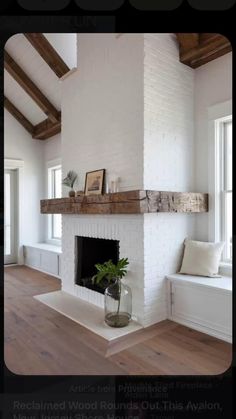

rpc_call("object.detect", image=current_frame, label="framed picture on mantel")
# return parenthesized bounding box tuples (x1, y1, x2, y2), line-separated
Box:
(84, 169, 105, 196)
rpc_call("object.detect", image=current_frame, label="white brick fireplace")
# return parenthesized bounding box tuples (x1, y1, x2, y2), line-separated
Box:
(60, 33, 195, 329)
(61, 214, 146, 324)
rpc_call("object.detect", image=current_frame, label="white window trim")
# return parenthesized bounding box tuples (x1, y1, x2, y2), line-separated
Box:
(46, 159, 62, 246)
(4, 159, 24, 265)
(208, 100, 232, 277)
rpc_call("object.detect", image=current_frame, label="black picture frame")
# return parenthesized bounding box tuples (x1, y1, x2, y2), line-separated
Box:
(84, 169, 105, 195)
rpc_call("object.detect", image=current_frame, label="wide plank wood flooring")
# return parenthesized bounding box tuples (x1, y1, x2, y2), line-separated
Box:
(4, 266, 232, 375)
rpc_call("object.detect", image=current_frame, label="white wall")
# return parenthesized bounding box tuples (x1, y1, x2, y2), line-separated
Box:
(4, 111, 45, 245)
(194, 53, 232, 241)
(4, 113, 62, 247)
(43, 133, 61, 163)
(62, 34, 144, 192)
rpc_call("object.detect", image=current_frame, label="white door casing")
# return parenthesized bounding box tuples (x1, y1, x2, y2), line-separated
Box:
(4, 169, 17, 264)
(4, 159, 24, 265)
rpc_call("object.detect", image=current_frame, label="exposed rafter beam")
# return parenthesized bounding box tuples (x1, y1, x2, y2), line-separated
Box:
(4, 97, 34, 135)
(33, 114, 61, 140)
(4, 51, 60, 123)
(176, 33, 232, 68)
(176, 33, 199, 52)
(4, 96, 61, 140)
(24, 33, 70, 78)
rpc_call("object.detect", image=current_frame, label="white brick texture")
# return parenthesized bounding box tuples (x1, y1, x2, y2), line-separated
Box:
(144, 34, 195, 191)
(62, 34, 144, 193)
(142, 34, 195, 326)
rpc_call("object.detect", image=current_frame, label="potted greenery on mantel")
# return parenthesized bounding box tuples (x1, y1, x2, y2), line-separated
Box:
(92, 258, 132, 328)
(62, 171, 78, 197)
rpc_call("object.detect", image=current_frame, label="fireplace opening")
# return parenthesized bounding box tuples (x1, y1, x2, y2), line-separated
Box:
(75, 236, 119, 294)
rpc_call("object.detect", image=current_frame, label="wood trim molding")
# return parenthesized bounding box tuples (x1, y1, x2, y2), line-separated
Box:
(24, 33, 70, 78)
(176, 33, 232, 68)
(4, 97, 34, 135)
(41, 191, 209, 215)
(4, 51, 60, 123)
(4, 158, 24, 169)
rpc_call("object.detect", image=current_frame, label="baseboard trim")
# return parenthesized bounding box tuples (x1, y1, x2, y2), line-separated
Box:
(169, 315, 232, 343)
(24, 264, 61, 280)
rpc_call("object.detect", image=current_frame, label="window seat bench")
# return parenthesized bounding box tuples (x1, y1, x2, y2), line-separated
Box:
(23, 243, 62, 278)
(166, 273, 232, 343)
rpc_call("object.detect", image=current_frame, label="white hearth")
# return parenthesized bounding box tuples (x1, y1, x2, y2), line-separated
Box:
(35, 291, 143, 341)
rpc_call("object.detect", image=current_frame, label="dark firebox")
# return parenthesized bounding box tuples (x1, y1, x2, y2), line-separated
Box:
(75, 236, 119, 295)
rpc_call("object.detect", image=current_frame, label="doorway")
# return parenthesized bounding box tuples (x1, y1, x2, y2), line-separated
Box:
(4, 169, 18, 265)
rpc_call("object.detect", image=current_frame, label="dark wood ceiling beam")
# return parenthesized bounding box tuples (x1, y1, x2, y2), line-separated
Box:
(24, 33, 70, 78)
(175, 33, 199, 52)
(33, 114, 61, 140)
(4, 95, 61, 140)
(176, 33, 232, 68)
(4, 51, 60, 123)
(4, 97, 34, 135)
(181, 35, 231, 63)
(190, 44, 232, 69)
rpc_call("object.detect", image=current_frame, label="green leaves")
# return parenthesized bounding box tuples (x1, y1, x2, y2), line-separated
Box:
(92, 258, 129, 285)
(62, 170, 78, 188)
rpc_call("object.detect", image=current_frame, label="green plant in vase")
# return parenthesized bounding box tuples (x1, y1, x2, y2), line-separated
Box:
(92, 258, 132, 327)
(62, 170, 78, 197)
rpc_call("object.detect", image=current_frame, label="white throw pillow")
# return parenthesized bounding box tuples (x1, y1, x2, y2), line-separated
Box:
(179, 239, 225, 277)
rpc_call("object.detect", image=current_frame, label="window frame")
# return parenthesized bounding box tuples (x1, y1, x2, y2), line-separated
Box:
(47, 159, 62, 245)
(220, 119, 232, 263)
(208, 100, 232, 276)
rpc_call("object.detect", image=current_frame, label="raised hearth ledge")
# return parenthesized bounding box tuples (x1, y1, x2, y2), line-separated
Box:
(41, 190, 208, 215)
(34, 291, 143, 342)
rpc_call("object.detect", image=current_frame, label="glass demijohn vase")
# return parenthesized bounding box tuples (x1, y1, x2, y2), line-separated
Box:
(104, 278, 132, 327)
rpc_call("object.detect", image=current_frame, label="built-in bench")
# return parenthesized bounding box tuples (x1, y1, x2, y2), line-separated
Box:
(23, 243, 62, 278)
(166, 273, 232, 343)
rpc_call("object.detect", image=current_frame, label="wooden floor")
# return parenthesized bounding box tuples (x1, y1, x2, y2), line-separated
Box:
(4, 266, 232, 375)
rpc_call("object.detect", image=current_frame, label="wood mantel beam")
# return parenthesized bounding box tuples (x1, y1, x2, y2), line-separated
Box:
(4, 51, 60, 123)
(41, 191, 209, 215)
(24, 33, 70, 78)
(4, 97, 34, 135)
(176, 33, 232, 68)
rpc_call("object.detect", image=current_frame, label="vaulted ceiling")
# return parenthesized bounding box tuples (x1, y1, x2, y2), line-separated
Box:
(4, 33, 76, 140)
(4, 33, 232, 141)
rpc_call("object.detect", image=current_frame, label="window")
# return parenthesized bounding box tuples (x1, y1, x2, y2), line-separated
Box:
(208, 101, 232, 275)
(4, 172, 11, 256)
(213, 115, 232, 265)
(220, 119, 232, 262)
(48, 164, 62, 241)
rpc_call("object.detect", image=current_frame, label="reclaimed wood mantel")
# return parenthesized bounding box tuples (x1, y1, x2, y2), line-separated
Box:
(41, 190, 208, 215)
